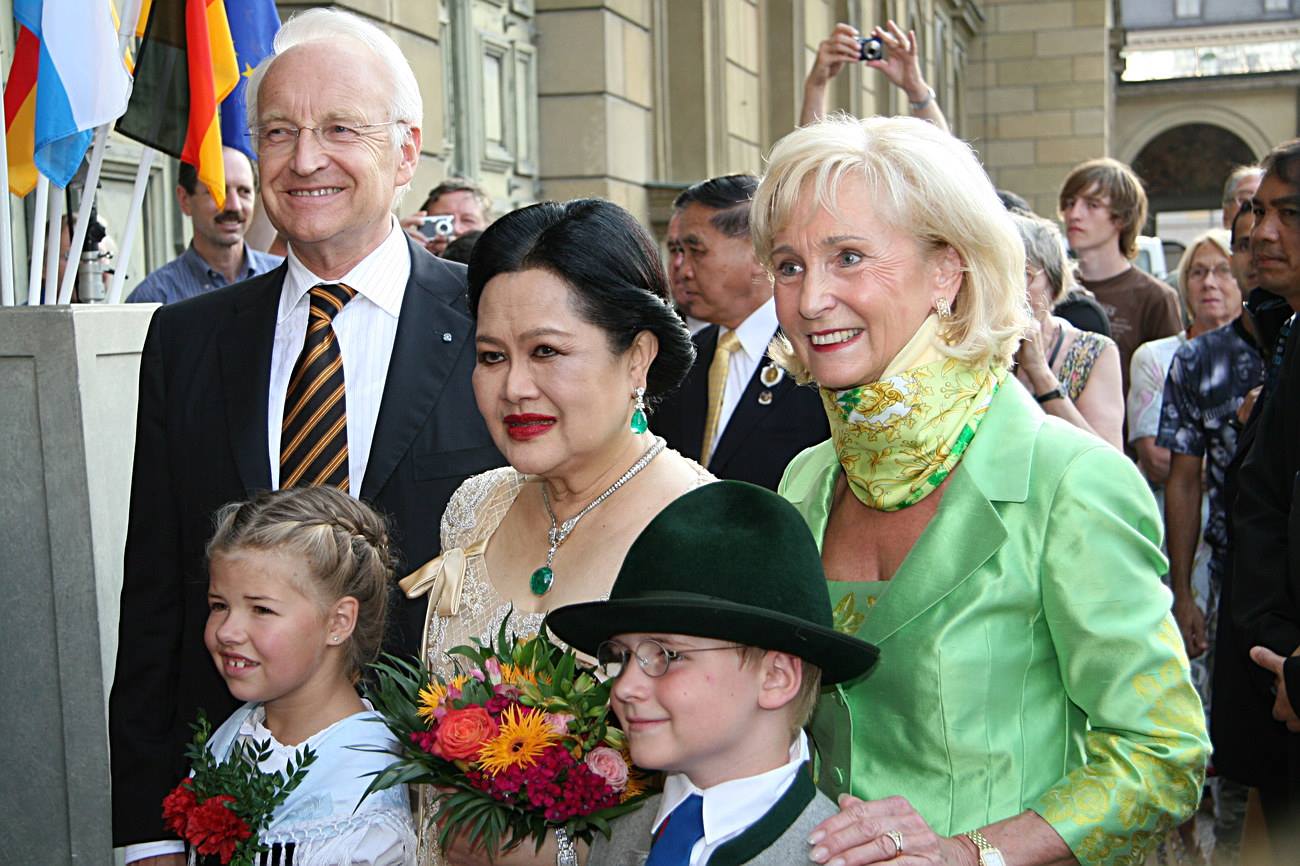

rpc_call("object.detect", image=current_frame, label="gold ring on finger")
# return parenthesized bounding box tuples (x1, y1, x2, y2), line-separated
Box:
(886, 829, 904, 858)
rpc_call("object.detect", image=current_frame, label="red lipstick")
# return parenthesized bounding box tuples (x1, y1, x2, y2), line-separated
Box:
(504, 413, 556, 441)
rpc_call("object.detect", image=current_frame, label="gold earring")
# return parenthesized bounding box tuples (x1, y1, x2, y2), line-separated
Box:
(934, 296, 952, 320)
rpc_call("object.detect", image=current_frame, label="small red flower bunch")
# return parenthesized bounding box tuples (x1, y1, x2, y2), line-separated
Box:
(363, 613, 657, 855)
(161, 712, 316, 866)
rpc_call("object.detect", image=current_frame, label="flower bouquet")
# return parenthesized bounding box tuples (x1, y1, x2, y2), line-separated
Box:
(362, 614, 656, 854)
(162, 711, 316, 866)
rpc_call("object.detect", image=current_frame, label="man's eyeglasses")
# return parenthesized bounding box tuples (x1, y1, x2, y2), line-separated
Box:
(595, 638, 744, 679)
(1187, 264, 1233, 282)
(249, 121, 400, 151)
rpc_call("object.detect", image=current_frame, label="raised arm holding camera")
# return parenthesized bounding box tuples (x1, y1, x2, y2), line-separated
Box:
(800, 20, 949, 133)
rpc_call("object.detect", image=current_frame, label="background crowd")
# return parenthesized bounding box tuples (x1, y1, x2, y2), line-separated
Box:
(102, 8, 1300, 866)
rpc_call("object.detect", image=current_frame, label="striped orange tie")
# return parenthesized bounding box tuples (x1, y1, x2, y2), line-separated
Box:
(281, 283, 356, 491)
(700, 328, 741, 467)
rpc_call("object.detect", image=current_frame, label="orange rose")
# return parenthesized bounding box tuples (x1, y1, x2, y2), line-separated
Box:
(434, 706, 499, 761)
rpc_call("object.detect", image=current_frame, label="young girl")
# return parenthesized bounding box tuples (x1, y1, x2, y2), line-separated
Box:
(200, 487, 416, 865)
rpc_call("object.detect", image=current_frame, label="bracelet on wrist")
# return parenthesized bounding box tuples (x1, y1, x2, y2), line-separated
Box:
(555, 827, 578, 866)
(1035, 386, 1064, 404)
(909, 85, 936, 111)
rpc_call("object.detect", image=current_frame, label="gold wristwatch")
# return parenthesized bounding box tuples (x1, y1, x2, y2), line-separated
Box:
(963, 829, 1006, 866)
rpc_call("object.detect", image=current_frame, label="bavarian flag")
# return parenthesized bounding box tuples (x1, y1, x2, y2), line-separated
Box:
(4, 0, 132, 193)
(116, 0, 239, 206)
(221, 0, 280, 161)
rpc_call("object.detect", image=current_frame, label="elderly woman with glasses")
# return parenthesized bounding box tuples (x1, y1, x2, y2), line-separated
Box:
(1011, 212, 1123, 448)
(752, 115, 1208, 866)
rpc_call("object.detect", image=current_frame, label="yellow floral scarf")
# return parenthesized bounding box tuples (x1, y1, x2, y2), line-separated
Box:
(819, 316, 1006, 511)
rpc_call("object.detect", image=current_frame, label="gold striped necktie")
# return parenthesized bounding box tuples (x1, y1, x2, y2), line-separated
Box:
(281, 283, 356, 491)
(700, 328, 742, 466)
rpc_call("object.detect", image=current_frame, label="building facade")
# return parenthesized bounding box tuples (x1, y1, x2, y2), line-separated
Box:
(1, 0, 1297, 300)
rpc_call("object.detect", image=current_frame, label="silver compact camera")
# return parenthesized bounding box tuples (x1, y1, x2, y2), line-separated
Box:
(420, 214, 456, 239)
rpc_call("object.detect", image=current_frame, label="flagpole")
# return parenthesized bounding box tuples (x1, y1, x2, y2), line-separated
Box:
(43, 186, 63, 304)
(57, 125, 110, 304)
(26, 176, 48, 304)
(101, 0, 150, 304)
(0, 44, 14, 307)
(107, 146, 154, 304)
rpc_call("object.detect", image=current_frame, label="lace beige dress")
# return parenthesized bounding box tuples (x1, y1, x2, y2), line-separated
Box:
(406, 456, 712, 864)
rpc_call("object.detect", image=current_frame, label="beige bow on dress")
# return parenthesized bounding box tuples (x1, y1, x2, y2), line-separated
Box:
(399, 539, 487, 644)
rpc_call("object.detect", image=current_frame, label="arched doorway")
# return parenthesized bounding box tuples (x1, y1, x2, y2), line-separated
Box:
(1131, 123, 1256, 214)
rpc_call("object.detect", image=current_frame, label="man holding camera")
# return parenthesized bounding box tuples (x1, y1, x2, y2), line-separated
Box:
(401, 177, 491, 257)
(127, 146, 283, 305)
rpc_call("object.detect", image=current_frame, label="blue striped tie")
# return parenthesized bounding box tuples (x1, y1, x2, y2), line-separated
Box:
(646, 793, 705, 866)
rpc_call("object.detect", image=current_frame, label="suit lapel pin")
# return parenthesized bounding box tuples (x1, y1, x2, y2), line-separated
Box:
(759, 364, 784, 387)
(441, 332, 453, 342)
(758, 390, 773, 405)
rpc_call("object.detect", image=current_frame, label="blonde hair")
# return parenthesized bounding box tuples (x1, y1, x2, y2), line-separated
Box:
(737, 646, 825, 735)
(751, 115, 1029, 380)
(1177, 228, 1233, 316)
(206, 488, 394, 683)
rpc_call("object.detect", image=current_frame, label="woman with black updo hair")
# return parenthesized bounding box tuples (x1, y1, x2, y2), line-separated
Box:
(401, 199, 711, 866)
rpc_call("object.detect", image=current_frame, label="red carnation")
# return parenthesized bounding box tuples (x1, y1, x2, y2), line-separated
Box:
(186, 795, 252, 863)
(161, 779, 198, 836)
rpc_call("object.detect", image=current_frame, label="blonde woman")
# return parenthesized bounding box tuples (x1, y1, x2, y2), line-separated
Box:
(752, 115, 1208, 866)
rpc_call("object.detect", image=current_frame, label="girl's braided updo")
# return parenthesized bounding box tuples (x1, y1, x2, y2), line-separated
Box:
(206, 487, 394, 683)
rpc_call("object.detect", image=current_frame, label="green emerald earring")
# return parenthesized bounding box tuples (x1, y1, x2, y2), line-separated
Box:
(630, 386, 648, 434)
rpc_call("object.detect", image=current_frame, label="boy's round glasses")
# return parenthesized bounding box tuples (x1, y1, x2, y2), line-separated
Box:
(596, 638, 744, 679)
(249, 120, 399, 151)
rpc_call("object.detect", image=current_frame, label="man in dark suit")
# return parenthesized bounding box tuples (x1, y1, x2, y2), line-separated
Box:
(1233, 138, 1300, 850)
(652, 175, 828, 490)
(108, 10, 502, 862)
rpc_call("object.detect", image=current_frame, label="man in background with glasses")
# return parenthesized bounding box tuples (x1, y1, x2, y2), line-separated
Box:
(108, 9, 502, 863)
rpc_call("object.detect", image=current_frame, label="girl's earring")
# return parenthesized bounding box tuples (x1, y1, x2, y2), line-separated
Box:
(934, 296, 953, 320)
(630, 386, 648, 434)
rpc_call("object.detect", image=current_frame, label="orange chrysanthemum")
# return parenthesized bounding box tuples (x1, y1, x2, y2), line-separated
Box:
(621, 769, 650, 802)
(476, 705, 558, 775)
(497, 663, 537, 687)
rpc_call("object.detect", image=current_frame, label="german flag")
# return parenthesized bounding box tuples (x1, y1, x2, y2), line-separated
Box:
(116, 0, 238, 206)
(3, 25, 40, 196)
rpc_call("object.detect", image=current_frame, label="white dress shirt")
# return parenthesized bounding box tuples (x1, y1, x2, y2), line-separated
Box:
(650, 731, 811, 866)
(268, 221, 410, 493)
(706, 297, 778, 457)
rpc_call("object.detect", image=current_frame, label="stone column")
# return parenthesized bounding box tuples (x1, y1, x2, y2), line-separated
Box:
(966, 0, 1111, 216)
(536, 0, 657, 220)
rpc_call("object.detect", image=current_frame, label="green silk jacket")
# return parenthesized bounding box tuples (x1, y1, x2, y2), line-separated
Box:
(780, 379, 1209, 866)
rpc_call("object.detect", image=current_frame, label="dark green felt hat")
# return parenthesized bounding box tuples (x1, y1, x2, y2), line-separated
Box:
(543, 480, 879, 685)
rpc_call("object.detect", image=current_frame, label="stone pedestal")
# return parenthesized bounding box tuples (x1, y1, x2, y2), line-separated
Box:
(0, 304, 154, 861)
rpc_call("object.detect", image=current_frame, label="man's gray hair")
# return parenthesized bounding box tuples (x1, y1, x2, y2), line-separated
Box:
(245, 8, 423, 141)
(1222, 165, 1263, 211)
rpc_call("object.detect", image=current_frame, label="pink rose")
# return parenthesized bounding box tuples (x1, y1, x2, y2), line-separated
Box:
(584, 746, 629, 792)
(546, 712, 575, 735)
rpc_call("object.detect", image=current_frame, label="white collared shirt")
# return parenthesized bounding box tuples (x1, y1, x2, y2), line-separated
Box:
(707, 296, 778, 456)
(267, 220, 410, 493)
(650, 731, 811, 866)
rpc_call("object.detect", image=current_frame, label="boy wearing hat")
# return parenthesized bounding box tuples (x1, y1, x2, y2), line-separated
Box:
(545, 481, 879, 866)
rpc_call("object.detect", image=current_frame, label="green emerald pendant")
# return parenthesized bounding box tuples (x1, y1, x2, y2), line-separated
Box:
(530, 566, 555, 596)
(630, 408, 648, 434)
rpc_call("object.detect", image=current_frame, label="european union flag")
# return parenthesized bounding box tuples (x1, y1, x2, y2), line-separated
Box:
(220, 0, 280, 160)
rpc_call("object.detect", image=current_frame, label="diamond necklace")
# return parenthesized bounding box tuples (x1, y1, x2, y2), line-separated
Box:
(529, 436, 667, 596)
